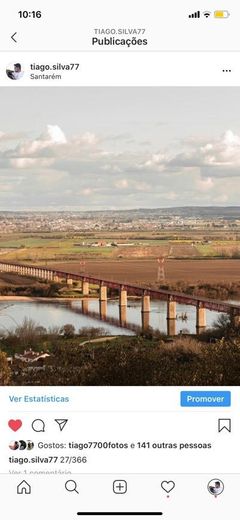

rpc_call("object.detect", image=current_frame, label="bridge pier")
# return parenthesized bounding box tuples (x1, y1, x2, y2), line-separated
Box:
(82, 299, 89, 313)
(82, 281, 89, 296)
(167, 300, 176, 320)
(141, 294, 150, 330)
(100, 285, 107, 301)
(67, 278, 73, 286)
(142, 311, 150, 330)
(119, 305, 127, 326)
(166, 299, 177, 336)
(119, 289, 127, 307)
(142, 294, 150, 313)
(196, 305, 206, 332)
(167, 319, 177, 336)
(99, 300, 107, 319)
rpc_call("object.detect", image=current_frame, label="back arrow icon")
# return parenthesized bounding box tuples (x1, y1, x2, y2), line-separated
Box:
(11, 32, 17, 43)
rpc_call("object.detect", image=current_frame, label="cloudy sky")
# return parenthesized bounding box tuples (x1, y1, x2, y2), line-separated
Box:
(0, 87, 240, 210)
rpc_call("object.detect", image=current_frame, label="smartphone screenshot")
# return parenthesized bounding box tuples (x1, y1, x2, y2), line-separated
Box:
(0, 1, 239, 518)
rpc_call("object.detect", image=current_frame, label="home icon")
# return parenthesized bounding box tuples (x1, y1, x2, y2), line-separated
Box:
(17, 480, 31, 495)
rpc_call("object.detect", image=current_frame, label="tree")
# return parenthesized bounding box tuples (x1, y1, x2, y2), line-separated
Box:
(78, 326, 107, 339)
(60, 324, 75, 338)
(15, 318, 44, 348)
(0, 351, 11, 385)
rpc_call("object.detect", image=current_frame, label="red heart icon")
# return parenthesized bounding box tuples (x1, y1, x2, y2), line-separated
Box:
(8, 419, 22, 432)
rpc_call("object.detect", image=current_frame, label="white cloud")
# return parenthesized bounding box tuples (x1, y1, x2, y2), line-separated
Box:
(41, 125, 67, 144)
(81, 188, 93, 196)
(114, 179, 129, 189)
(9, 158, 54, 169)
(0, 125, 239, 209)
(134, 181, 151, 192)
(196, 177, 214, 191)
(164, 191, 178, 201)
(80, 132, 97, 145)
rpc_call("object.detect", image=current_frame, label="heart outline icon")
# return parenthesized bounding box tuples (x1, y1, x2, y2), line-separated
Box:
(8, 419, 22, 432)
(161, 480, 175, 493)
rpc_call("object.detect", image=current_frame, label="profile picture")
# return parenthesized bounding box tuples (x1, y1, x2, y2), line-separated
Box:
(19, 440, 27, 450)
(207, 479, 224, 496)
(9, 441, 19, 450)
(9, 439, 34, 450)
(26, 440, 34, 450)
(6, 62, 24, 80)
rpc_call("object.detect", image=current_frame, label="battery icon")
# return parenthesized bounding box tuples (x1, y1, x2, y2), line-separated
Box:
(214, 10, 230, 18)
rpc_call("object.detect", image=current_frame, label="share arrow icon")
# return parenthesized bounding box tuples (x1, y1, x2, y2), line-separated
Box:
(55, 419, 68, 431)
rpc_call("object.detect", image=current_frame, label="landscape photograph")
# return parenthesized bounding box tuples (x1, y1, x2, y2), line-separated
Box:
(0, 86, 240, 385)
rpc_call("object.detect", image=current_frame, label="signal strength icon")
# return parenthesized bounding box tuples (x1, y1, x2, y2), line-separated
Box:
(203, 11, 211, 18)
(188, 10, 200, 18)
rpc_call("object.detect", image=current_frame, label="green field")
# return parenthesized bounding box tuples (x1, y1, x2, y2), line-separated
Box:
(0, 232, 240, 262)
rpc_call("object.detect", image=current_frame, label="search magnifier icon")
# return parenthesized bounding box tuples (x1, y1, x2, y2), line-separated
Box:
(65, 480, 79, 494)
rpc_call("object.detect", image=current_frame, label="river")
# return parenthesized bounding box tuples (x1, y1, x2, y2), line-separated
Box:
(0, 298, 229, 336)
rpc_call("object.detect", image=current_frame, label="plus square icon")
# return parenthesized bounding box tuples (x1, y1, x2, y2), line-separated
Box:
(113, 480, 127, 494)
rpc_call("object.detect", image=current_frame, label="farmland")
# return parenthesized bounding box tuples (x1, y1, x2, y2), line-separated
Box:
(1, 231, 240, 263)
(0, 208, 239, 295)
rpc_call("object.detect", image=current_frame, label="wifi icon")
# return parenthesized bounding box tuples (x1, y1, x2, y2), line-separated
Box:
(203, 11, 211, 18)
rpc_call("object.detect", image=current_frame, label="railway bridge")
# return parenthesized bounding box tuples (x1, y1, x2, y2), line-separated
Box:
(0, 260, 239, 334)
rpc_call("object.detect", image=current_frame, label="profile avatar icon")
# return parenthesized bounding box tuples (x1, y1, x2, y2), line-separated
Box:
(19, 440, 27, 450)
(9, 440, 19, 451)
(6, 62, 24, 80)
(207, 479, 224, 496)
(9, 439, 34, 450)
(26, 440, 34, 450)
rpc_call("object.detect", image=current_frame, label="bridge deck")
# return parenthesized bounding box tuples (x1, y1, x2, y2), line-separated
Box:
(0, 261, 239, 315)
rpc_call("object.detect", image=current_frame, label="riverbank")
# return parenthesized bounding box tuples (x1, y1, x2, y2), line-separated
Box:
(0, 295, 86, 302)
